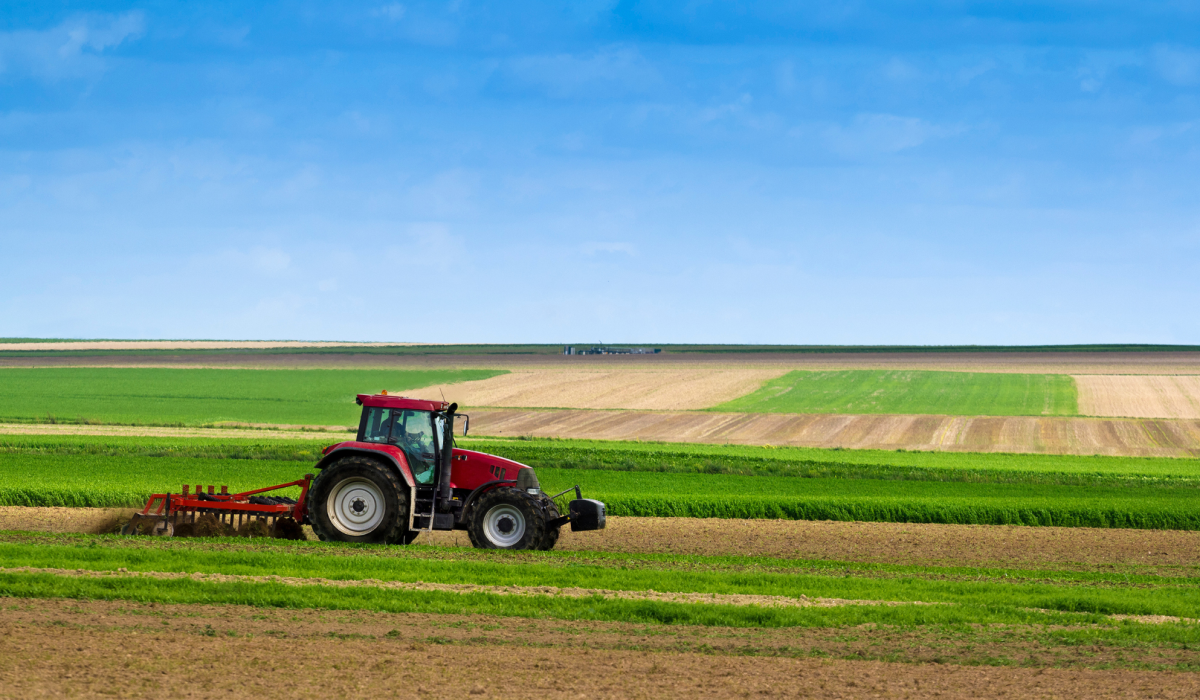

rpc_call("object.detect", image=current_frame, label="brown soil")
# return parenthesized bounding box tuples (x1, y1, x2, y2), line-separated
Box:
(414, 368, 786, 410)
(1, 598, 1197, 698)
(6, 410, 1200, 455)
(462, 516, 1200, 571)
(6, 507, 1198, 572)
(465, 409, 1200, 457)
(0, 506, 131, 534)
(5, 350, 1200, 374)
(1078, 375, 1200, 419)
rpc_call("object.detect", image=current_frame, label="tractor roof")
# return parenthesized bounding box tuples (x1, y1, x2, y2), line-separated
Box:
(356, 394, 450, 412)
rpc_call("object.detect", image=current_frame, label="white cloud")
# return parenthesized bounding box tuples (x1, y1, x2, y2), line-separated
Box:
(506, 46, 658, 98)
(373, 4, 407, 21)
(382, 223, 466, 274)
(1153, 44, 1200, 85)
(822, 114, 961, 156)
(582, 241, 635, 256)
(0, 12, 143, 80)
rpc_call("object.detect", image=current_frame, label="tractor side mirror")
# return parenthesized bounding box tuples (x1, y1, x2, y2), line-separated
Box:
(461, 414, 470, 436)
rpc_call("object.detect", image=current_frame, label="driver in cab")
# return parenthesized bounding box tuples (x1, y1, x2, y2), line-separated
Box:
(390, 410, 437, 484)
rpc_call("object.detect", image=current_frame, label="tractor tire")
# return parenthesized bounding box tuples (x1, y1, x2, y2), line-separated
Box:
(468, 486, 548, 551)
(309, 456, 410, 545)
(537, 497, 561, 551)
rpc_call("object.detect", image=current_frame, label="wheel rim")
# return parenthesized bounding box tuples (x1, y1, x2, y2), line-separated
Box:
(328, 477, 386, 536)
(482, 504, 526, 547)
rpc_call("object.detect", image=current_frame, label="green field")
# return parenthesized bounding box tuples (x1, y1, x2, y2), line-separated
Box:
(0, 368, 503, 426)
(4, 435, 1199, 528)
(12, 433, 1200, 485)
(716, 369, 1078, 416)
(2, 531, 1199, 667)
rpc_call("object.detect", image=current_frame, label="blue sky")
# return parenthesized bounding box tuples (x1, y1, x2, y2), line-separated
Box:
(1, 2, 1197, 344)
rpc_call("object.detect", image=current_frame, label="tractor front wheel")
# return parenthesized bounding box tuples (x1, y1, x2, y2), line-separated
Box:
(309, 456, 410, 544)
(468, 487, 548, 550)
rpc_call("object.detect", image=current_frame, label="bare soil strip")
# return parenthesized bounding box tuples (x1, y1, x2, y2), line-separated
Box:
(6, 410, 1200, 455)
(0, 565, 922, 610)
(414, 368, 787, 410)
(5, 350, 1200, 374)
(2, 599, 1197, 698)
(1078, 375, 1200, 419)
(466, 408, 1200, 457)
(5, 508, 1199, 571)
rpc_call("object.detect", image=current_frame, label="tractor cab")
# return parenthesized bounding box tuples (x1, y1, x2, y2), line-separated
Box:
(358, 400, 447, 485)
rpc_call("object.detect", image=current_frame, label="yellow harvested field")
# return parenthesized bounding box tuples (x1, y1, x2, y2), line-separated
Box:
(5, 411, 1200, 457)
(414, 369, 786, 410)
(1076, 375, 1200, 419)
(466, 409, 1200, 457)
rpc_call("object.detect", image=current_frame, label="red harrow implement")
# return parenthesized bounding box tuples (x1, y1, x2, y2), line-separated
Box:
(122, 475, 313, 539)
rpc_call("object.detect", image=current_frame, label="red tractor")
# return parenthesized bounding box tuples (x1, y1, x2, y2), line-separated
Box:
(124, 393, 606, 550)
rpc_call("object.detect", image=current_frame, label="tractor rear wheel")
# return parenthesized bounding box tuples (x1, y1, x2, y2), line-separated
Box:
(309, 456, 410, 544)
(468, 487, 548, 550)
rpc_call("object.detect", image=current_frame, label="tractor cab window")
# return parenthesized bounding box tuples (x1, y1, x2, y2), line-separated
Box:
(391, 410, 437, 485)
(361, 407, 393, 443)
(359, 407, 437, 484)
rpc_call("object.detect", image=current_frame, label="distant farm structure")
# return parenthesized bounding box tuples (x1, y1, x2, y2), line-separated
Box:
(564, 346, 662, 356)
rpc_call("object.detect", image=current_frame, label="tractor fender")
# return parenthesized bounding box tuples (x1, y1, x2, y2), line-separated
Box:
(455, 479, 517, 525)
(315, 444, 416, 489)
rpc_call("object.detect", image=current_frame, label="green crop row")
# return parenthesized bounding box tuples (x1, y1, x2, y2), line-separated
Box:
(3, 535, 1198, 618)
(0, 367, 503, 427)
(6, 433, 1200, 487)
(716, 369, 1079, 416)
(2, 451, 1198, 529)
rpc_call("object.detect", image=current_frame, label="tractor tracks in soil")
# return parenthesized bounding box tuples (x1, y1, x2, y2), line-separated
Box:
(0, 565, 936, 610)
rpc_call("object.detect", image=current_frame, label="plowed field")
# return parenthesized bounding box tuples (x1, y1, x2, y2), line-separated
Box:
(1077, 375, 1200, 419)
(466, 409, 1200, 457)
(5, 508, 1198, 571)
(413, 368, 786, 410)
(6, 599, 1197, 699)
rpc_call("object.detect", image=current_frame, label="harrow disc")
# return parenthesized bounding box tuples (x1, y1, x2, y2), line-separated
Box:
(120, 514, 174, 537)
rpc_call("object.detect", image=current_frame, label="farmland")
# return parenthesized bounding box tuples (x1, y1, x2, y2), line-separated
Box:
(716, 369, 1078, 416)
(3, 434, 1200, 528)
(1, 350, 1199, 696)
(0, 368, 502, 426)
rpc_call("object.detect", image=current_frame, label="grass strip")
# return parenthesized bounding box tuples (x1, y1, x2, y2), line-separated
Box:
(3, 540, 1198, 618)
(0, 571, 1145, 630)
(3, 450, 1200, 529)
(6, 433, 1200, 487)
(6, 433, 1200, 486)
(715, 370, 1078, 416)
(6, 531, 1197, 586)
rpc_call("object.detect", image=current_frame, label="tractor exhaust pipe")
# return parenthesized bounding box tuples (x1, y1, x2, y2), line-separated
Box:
(437, 402, 457, 511)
